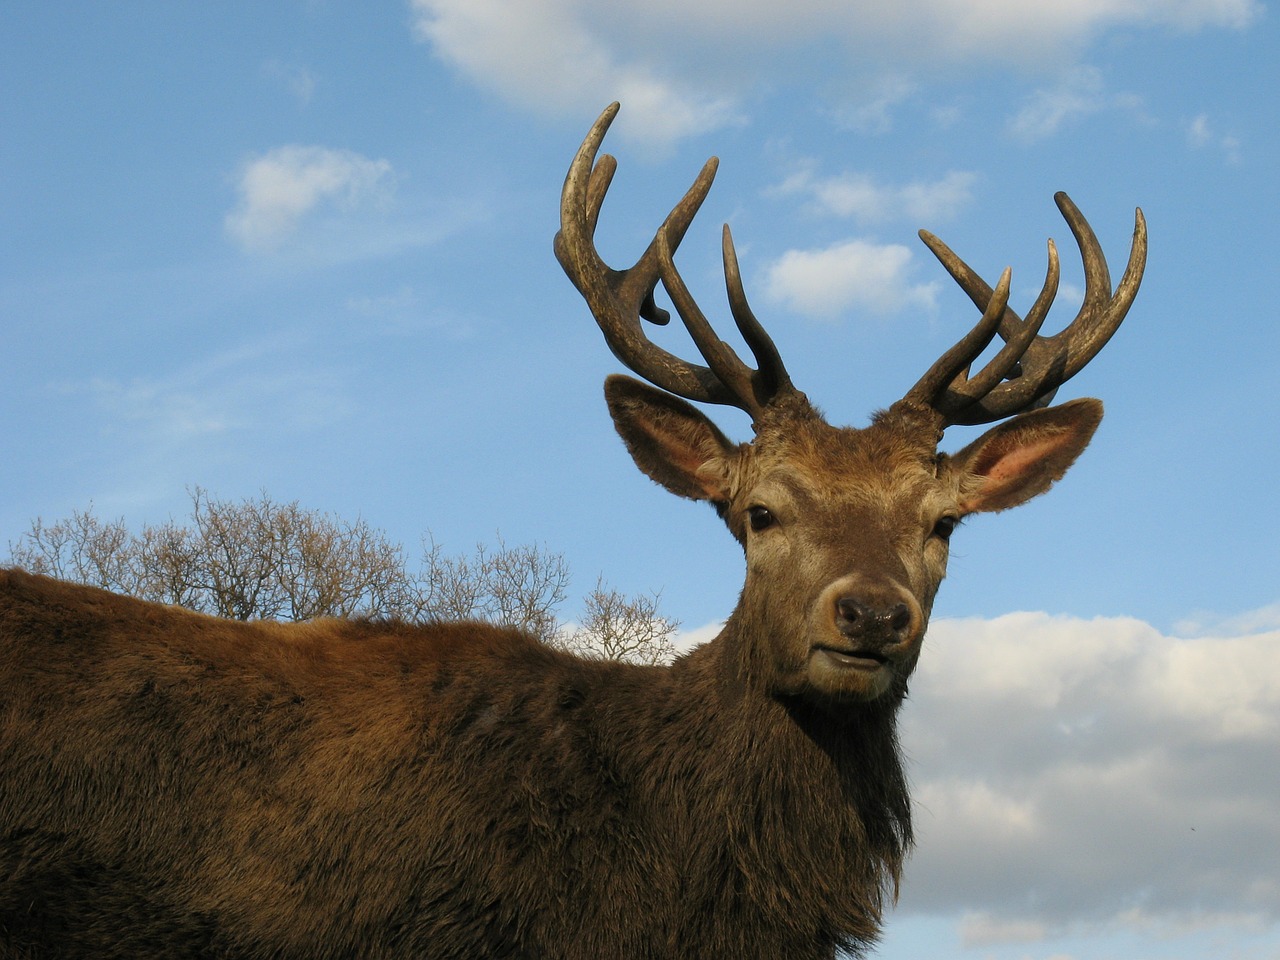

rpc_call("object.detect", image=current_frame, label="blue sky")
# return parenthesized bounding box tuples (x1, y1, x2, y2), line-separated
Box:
(3, 2, 1278, 957)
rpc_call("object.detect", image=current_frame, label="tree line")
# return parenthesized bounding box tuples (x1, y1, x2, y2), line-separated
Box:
(6, 489, 679, 665)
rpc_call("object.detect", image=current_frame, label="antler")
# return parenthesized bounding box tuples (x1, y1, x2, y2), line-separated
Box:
(903, 193, 1147, 426)
(555, 103, 796, 421)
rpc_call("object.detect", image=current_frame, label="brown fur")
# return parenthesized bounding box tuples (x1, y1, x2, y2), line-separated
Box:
(0, 381, 1102, 959)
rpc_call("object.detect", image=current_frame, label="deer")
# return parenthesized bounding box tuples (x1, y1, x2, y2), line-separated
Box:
(0, 102, 1145, 959)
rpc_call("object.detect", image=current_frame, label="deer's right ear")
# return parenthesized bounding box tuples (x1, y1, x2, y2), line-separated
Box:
(605, 375, 739, 502)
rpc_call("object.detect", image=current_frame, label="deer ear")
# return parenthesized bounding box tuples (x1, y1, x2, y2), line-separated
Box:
(951, 398, 1103, 514)
(605, 375, 739, 502)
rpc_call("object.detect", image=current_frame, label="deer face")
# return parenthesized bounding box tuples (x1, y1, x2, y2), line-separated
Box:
(735, 412, 946, 701)
(607, 376, 1103, 703)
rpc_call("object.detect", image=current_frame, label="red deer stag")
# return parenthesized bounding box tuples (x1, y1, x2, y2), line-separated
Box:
(0, 102, 1145, 959)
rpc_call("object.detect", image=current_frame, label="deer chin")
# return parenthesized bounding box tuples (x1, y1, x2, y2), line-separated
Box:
(804, 643, 898, 701)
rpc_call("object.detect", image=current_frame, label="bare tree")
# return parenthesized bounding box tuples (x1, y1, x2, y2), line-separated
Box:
(9, 490, 416, 622)
(180, 490, 416, 621)
(131, 520, 204, 609)
(7, 492, 675, 662)
(476, 537, 571, 643)
(415, 535, 570, 643)
(557, 578, 679, 665)
(11, 509, 142, 595)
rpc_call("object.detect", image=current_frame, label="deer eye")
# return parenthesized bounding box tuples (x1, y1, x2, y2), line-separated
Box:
(747, 506, 776, 532)
(931, 515, 961, 542)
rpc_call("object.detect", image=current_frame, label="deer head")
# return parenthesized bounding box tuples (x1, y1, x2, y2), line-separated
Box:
(556, 103, 1146, 706)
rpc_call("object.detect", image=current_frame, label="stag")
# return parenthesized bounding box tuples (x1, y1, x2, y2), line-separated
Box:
(0, 103, 1145, 959)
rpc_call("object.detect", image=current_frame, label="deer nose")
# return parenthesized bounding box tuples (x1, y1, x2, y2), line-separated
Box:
(834, 597, 914, 645)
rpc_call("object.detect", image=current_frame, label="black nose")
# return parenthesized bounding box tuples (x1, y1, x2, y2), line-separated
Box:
(835, 597, 913, 644)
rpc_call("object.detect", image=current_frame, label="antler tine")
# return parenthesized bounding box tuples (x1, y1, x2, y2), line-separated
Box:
(904, 193, 1146, 426)
(647, 223, 796, 419)
(1051, 192, 1147, 385)
(952, 242, 1059, 402)
(555, 104, 724, 403)
(906, 240, 1061, 422)
(903, 266, 1014, 412)
(653, 228, 756, 415)
(555, 103, 798, 418)
(722, 225, 794, 406)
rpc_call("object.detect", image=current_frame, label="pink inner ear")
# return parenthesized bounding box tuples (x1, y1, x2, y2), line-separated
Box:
(978, 437, 1059, 486)
(961, 423, 1087, 514)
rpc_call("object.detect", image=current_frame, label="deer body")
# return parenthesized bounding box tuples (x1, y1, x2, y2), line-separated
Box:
(2, 568, 904, 959)
(0, 103, 1145, 958)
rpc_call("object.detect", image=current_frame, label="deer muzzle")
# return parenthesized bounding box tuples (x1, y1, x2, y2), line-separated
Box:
(810, 575, 924, 684)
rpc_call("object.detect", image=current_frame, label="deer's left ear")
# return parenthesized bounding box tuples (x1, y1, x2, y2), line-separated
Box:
(950, 398, 1103, 514)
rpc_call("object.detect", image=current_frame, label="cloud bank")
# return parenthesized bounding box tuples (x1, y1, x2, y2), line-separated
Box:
(898, 611, 1280, 938)
(409, 0, 1259, 142)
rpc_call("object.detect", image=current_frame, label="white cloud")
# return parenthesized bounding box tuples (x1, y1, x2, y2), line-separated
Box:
(775, 166, 976, 224)
(1187, 112, 1214, 147)
(1184, 112, 1242, 163)
(812, 174, 894, 221)
(409, 0, 739, 148)
(1149, 0, 1260, 29)
(1177, 602, 1280, 637)
(903, 0, 1258, 55)
(1139, 632, 1280, 739)
(898, 610, 1280, 935)
(407, 0, 1259, 143)
(225, 146, 394, 251)
(1006, 66, 1112, 142)
(764, 239, 939, 319)
(1005, 68, 1156, 143)
(897, 173, 978, 222)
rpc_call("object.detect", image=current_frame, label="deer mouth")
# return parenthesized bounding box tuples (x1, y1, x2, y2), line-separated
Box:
(804, 641, 901, 700)
(810, 645, 890, 671)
